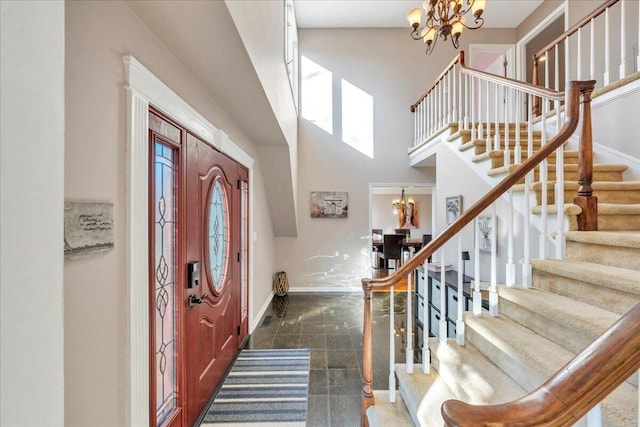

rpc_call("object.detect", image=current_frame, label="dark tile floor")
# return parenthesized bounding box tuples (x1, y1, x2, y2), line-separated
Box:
(246, 291, 409, 427)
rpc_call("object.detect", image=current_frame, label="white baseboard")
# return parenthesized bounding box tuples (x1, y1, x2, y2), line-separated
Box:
(250, 290, 274, 334)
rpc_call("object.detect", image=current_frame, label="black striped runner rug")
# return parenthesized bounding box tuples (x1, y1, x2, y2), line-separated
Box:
(201, 349, 310, 426)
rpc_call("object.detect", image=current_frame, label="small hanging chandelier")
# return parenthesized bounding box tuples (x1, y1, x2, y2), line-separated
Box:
(392, 188, 415, 216)
(407, 0, 486, 55)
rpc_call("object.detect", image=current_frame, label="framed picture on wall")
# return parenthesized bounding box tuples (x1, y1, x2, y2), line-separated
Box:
(478, 214, 496, 252)
(310, 191, 348, 218)
(445, 195, 462, 225)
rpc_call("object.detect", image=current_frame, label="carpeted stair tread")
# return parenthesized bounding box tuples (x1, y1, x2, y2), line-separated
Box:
(472, 149, 579, 165)
(465, 314, 638, 427)
(429, 338, 527, 404)
(367, 391, 413, 427)
(531, 259, 640, 296)
(395, 364, 456, 426)
(530, 203, 582, 215)
(464, 313, 574, 391)
(497, 285, 619, 353)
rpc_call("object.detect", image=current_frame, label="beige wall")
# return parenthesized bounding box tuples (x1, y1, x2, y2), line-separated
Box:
(64, 1, 276, 424)
(1, 1, 65, 425)
(276, 27, 516, 290)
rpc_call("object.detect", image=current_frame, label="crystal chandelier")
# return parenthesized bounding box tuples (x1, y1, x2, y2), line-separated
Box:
(407, 0, 486, 55)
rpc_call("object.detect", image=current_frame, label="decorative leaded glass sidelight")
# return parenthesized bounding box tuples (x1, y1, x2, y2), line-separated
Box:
(154, 142, 177, 425)
(208, 177, 229, 291)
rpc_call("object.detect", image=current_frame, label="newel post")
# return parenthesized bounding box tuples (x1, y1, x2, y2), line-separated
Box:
(532, 55, 540, 116)
(361, 285, 374, 427)
(574, 84, 598, 231)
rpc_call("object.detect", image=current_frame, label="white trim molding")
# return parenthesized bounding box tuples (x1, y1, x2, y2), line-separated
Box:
(123, 55, 255, 426)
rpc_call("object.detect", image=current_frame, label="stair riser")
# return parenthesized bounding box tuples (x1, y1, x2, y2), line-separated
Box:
(535, 189, 640, 205)
(566, 240, 640, 271)
(475, 140, 542, 155)
(532, 270, 638, 315)
(506, 169, 623, 183)
(598, 214, 640, 231)
(490, 154, 580, 169)
(498, 297, 595, 354)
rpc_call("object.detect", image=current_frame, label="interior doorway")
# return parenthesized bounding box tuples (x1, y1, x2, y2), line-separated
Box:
(369, 184, 435, 268)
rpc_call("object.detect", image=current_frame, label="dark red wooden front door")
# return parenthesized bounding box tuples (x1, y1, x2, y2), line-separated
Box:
(184, 133, 246, 426)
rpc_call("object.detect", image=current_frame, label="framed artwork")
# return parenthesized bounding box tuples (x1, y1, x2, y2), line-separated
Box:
(310, 191, 348, 218)
(64, 201, 114, 258)
(478, 215, 496, 252)
(399, 201, 419, 229)
(445, 195, 462, 225)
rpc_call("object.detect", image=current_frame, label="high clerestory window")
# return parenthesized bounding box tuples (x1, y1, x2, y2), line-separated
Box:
(285, 0, 299, 112)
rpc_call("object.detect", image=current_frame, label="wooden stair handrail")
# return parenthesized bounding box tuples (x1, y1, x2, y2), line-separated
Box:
(531, 0, 619, 115)
(442, 302, 640, 426)
(533, 0, 618, 63)
(411, 54, 461, 112)
(361, 52, 597, 425)
(411, 51, 564, 113)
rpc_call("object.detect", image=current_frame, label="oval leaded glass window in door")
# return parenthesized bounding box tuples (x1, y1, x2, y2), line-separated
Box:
(208, 177, 229, 291)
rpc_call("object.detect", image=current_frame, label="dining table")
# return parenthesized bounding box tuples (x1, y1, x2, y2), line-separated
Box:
(372, 237, 423, 251)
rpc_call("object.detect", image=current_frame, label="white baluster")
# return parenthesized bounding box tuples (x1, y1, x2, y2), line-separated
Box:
(620, 0, 628, 79)
(489, 205, 498, 317)
(555, 94, 565, 260)
(605, 7, 611, 85)
(590, 17, 596, 81)
(540, 102, 548, 260)
(413, 105, 420, 147)
(637, 1, 640, 72)
(523, 94, 534, 288)
(565, 37, 571, 85)
(555, 46, 561, 129)
(506, 188, 515, 287)
(587, 403, 603, 427)
(389, 286, 396, 401)
(422, 259, 429, 373)
(471, 77, 476, 141)
(545, 51, 550, 114)
(406, 270, 413, 373)
(456, 235, 465, 345)
(452, 66, 458, 125)
(494, 83, 500, 151)
(515, 91, 522, 165)
(486, 80, 491, 153)
(473, 217, 482, 315)
(446, 72, 451, 124)
(504, 85, 511, 168)
(458, 68, 464, 130)
(439, 250, 447, 342)
(464, 75, 469, 130)
(477, 76, 484, 141)
(578, 28, 583, 80)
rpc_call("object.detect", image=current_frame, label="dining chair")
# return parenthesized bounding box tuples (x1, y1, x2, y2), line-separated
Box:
(371, 229, 383, 268)
(378, 233, 404, 270)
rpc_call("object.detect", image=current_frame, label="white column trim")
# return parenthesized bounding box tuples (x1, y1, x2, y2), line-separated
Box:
(123, 55, 255, 426)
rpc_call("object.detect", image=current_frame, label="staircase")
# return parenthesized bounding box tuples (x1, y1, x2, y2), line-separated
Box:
(367, 120, 640, 426)
(368, 230, 640, 426)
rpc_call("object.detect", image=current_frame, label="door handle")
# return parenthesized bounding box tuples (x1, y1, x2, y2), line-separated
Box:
(188, 293, 208, 308)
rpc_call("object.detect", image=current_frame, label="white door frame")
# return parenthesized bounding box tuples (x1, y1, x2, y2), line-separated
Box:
(124, 55, 255, 427)
(515, 2, 568, 82)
